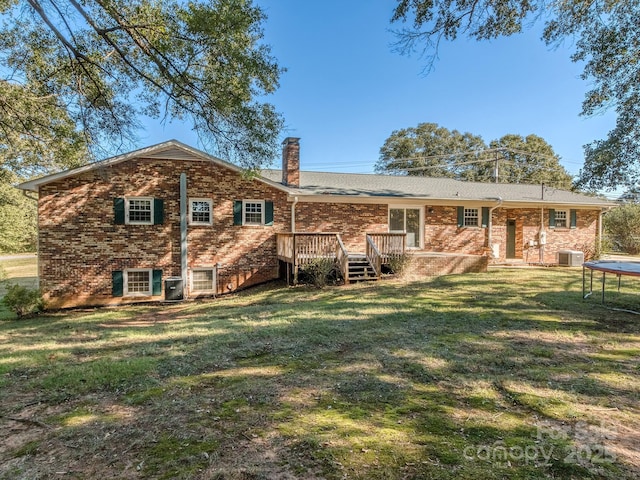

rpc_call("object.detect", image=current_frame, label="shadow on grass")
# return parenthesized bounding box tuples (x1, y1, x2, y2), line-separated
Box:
(0, 270, 638, 479)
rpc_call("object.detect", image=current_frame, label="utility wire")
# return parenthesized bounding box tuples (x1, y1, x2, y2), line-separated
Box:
(385, 147, 564, 172)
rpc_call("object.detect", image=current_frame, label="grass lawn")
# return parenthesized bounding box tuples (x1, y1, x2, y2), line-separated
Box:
(0, 259, 639, 479)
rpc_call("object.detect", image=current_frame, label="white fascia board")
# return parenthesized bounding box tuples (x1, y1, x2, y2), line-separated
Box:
(17, 139, 294, 195)
(286, 194, 616, 209)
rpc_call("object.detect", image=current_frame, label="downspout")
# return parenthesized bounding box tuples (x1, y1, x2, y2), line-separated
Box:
(539, 206, 545, 264)
(291, 196, 298, 233)
(487, 197, 503, 258)
(22, 190, 38, 202)
(180, 173, 188, 298)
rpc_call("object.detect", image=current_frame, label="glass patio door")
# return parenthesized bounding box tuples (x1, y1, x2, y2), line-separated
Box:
(389, 207, 421, 248)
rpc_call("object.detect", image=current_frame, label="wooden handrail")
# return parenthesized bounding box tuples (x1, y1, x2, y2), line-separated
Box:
(336, 235, 349, 282)
(366, 233, 406, 263)
(366, 235, 382, 279)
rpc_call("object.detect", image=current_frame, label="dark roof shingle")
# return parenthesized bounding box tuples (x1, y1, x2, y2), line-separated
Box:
(261, 170, 613, 207)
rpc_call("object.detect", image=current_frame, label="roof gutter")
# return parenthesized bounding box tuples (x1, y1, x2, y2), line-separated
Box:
(284, 193, 614, 209)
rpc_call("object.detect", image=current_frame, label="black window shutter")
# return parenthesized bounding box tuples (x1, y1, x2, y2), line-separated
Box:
(152, 270, 162, 295)
(114, 198, 125, 224)
(233, 200, 242, 225)
(570, 209, 577, 229)
(265, 201, 274, 226)
(481, 207, 489, 228)
(112, 270, 123, 297)
(154, 199, 164, 225)
(549, 209, 556, 228)
(457, 206, 464, 227)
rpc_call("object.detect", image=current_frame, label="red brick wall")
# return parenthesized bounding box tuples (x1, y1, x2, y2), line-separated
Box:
(404, 253, 489, 280)
(282, 138, 300, 187)
(491, 208, 601, 263)
(424, 206, 486, 255)
(37, 159, 603, 308)
(423, 205, 601, 263)
(38, 157, 290, 308)
(294, 202, 388, 251)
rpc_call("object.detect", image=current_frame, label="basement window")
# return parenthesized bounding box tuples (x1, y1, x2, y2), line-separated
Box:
(191, 268, 216, 293)
(124, 269, 152, 296)
(112, 269, 162, 297)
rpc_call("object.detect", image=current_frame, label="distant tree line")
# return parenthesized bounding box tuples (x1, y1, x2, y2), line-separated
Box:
(376, 123, 574, 189)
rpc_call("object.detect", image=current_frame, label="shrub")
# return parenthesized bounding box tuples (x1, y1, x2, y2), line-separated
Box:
(300, 258, 337, 288)
(387, 253, 412, 277)
(2, 284, 44, 318)
(581, 237, 611, 261)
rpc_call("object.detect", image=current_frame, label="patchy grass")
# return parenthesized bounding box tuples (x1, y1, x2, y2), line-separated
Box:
(0, 267, 639, 479)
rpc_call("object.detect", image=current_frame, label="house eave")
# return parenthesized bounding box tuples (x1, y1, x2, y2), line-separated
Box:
(17, 139, 294, 195)
(285, 193, 616, 209)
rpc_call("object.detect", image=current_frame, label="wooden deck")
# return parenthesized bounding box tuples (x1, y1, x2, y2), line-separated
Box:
(277, 232, 406, 283)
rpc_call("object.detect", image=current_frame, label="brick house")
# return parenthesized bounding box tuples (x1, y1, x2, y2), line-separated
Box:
(18, 138, 615, 308)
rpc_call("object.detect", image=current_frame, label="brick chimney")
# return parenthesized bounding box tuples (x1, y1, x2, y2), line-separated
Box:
(282, 137, 300, 187)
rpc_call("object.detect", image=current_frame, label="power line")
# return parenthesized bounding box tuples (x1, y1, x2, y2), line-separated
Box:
(384, 147, 564, 172)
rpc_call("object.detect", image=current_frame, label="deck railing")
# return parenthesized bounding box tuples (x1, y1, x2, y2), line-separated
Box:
(336, 235, 349, 282)
(277, 232, 339, 266)
(277, 233, 295, 261)
(366, 233, 406, 263)
(277, 232, 408, 284)
(365, 235, 382, 279)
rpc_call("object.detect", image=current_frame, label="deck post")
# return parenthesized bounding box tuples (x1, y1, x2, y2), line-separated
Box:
(293, 234, 298, 284)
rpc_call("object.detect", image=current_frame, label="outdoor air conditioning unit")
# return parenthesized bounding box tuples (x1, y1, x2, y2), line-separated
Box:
(165, 276, 184, 301)
(557, 250, 584, 267)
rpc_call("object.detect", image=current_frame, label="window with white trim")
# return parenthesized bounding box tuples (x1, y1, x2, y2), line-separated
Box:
(190, 198, 212, 225)
(243, 200, 264, 225)
(126, 197, 153, 225)
(191, 268, 216, 293)
(464, 208, 479, 227)
(124, 269, 152, 296)
(389, 206, 423, 248)
(554, 210, 568, 228)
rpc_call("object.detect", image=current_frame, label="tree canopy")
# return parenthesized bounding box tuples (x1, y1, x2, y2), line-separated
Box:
(391, 0, 640, 191)
(377, 123, 486, 179)
(0, 0, 283, 175)
(0, 174, 36, 253)
(604, 204, 640, 255)
(376, 122, 573, 188)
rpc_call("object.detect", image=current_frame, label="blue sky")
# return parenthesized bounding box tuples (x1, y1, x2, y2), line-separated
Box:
(141, 0, 616, 180)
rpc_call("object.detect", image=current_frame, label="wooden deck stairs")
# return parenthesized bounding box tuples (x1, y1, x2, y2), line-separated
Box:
(276, 232, 406, 285)
(346, 254, 378, 282)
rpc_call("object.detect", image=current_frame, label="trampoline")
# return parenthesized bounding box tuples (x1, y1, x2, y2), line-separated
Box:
(583, 261, 640, 312)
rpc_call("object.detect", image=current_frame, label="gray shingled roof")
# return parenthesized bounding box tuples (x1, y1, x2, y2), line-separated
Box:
(15, 138, 615, 208)
(261, 170, 614, 207)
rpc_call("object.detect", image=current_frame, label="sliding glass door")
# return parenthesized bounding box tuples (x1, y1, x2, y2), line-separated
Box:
(389, 207, 422, 248)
